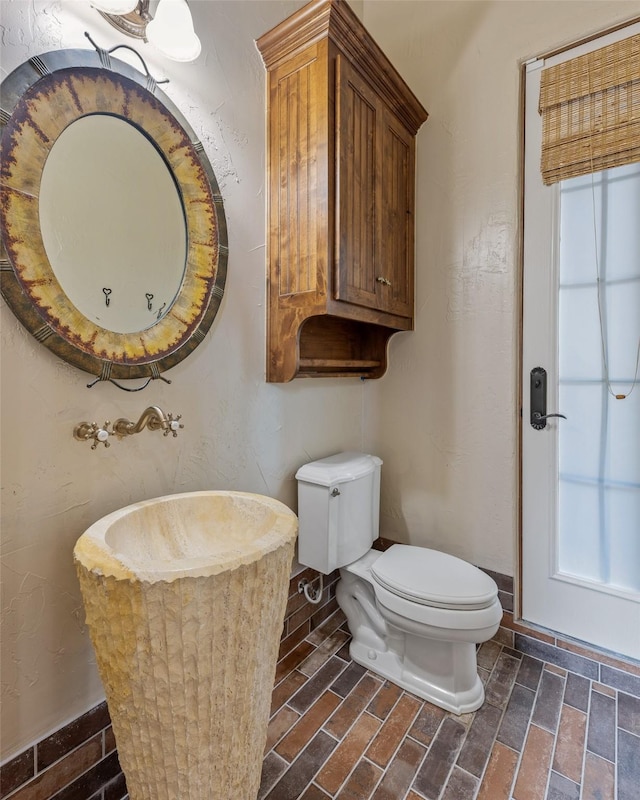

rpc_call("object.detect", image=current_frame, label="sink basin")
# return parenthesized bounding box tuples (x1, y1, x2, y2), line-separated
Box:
(74, 490, 297, 800)
(76, 490, 297, 581)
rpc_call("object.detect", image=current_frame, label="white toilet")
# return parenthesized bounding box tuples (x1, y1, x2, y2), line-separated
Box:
(295, 452, 502, 714)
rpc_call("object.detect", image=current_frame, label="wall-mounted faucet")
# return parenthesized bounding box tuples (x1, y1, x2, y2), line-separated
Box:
(74, 406, 183, 449)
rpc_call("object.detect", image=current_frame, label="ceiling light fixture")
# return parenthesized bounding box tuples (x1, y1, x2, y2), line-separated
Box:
(90, 0, 201, 62)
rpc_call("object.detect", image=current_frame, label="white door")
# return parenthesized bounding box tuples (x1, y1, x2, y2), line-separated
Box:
(522, 25, 640, 660)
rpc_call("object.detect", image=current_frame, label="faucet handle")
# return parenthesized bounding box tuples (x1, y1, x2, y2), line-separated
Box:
(74, 421, 112, 449)
(165, 413, 184, 437)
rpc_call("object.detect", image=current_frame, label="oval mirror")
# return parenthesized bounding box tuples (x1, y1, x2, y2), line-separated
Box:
(0, 46, 227, 387)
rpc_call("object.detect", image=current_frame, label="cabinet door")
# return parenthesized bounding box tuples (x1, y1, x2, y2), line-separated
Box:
(334, 54, 380, 309)
(335, 56, 414, 320)
(269, 44, 327, 301)
(376, 106, 415, 319)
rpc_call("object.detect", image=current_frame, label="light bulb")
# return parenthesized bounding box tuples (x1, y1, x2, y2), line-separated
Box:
(91, 0, 139, 14)
(146, 0, 201, 62)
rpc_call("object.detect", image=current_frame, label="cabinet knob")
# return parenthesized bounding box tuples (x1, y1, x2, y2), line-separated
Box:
(376, 276, 392, 286)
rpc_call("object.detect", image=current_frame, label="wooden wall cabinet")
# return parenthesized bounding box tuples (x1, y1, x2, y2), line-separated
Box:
(257, 0, 428, 382)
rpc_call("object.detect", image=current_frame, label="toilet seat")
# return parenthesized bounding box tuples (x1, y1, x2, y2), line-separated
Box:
(370, 545, 498, 611)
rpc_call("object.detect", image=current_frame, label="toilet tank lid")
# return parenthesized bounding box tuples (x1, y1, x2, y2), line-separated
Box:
(295, 452, 382, 486)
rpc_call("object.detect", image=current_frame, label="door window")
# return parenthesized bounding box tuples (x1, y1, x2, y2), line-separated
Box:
(558, 163, 640, 592)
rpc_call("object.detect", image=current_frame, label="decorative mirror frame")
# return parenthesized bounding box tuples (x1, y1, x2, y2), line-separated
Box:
(0, 45, 227, 387)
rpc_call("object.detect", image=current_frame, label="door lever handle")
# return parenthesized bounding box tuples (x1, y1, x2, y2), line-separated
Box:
(530, 367, 567, 430)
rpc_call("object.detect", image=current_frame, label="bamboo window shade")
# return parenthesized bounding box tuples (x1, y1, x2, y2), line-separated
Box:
(539, 33, 640, 185)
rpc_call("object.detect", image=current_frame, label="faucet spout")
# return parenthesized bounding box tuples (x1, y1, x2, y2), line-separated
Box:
(113, 406, 181, 438)
(135, 406, 169, 433)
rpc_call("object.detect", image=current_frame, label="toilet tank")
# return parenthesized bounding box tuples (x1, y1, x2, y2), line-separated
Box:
(295, 452, 382, 574)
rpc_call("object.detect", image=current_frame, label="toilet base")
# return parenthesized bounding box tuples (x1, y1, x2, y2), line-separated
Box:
(336, 568, 498, 715)
(348, 638, 486, 715)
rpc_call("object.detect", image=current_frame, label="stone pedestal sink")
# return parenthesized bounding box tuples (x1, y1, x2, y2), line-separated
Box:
(74, 491, 297, 800)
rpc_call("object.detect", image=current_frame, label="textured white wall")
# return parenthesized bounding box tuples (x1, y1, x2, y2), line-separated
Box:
(0, 0, 365, 760)
(362, 0, 640, 573)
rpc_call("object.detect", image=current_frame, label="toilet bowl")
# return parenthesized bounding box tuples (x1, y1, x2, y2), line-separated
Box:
(295, 452, 503, 714)
(337, 546, 502, 713)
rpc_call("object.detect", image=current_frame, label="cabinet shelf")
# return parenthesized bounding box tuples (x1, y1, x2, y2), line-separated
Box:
(299, 358, 383, 378)
(299, 359, 382, 368)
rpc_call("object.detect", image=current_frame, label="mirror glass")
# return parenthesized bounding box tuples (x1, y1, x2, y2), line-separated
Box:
(39, 114, 187, 334)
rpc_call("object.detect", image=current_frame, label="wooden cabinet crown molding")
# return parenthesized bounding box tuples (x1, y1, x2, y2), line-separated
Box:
(256, 0, 427, 133)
